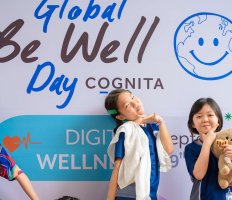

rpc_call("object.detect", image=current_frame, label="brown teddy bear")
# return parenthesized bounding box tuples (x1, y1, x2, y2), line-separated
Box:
(212, 128, 232, 189)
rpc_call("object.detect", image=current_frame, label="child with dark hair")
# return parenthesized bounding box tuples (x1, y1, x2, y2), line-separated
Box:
(105, 89, 173, 200)
(184, 97, 232, 200)
(56, 196, 80, 200)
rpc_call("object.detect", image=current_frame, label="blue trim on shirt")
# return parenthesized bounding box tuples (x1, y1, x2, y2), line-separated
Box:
(114, 123, 160, 200)
(115, 132, 125, 159)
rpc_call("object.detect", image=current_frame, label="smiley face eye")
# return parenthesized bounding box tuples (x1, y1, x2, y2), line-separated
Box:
(198, 37, 204, 46)
(226, 137, 229, 140)
(213, 38, 219, 46)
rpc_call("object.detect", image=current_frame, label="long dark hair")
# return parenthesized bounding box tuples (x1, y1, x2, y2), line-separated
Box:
(188, 97, 223, 135)
(105, 89, 131, 132)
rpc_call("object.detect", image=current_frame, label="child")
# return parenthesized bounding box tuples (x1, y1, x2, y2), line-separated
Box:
(0, 144, 39, 200)
(56, 196, 80, 200)
(105, 89, 173, 200)
(184, 97, 232, 200)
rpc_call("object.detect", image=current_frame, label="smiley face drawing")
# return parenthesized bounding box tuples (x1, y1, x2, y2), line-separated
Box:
(174, 12, 232, 80)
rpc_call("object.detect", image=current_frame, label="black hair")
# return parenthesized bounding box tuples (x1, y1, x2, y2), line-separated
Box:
(188, 97, 223, 135)
(105, 89, 131, 131)
(56, 196, 80, 200)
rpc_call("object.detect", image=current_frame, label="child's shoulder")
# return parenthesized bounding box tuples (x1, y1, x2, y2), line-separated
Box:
(118, 121, 137, 128)
(117, 121, 150, 137)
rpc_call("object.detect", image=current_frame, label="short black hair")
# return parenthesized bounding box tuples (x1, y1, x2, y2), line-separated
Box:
(187, 98, 223, 135)
(56, 196, 80, 200)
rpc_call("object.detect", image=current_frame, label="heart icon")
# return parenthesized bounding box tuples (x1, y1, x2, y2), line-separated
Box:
(3, 136, 21, 152)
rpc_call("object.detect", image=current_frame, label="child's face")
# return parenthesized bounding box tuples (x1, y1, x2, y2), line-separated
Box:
(116, 91, 144, 121)
(192, 104, 219, 135)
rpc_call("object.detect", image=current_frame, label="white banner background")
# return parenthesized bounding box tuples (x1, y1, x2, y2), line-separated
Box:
(0, 0, 232, 199)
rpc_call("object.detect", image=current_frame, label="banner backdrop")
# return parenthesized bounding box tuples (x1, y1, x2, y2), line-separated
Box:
(0, 0, 232, 199)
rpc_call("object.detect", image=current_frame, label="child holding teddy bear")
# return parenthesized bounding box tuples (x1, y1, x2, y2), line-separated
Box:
(184, 97, 232, 200)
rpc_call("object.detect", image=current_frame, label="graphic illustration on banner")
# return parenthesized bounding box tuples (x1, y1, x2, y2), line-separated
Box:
(174, 12, 232, 80)
(225, 113, 232, 120)
(0, 115, 115, 181)
(2, 133, 41, 152)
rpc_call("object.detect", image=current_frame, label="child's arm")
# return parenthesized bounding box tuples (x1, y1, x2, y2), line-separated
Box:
(107, 158, 122, 200)
(16, 173, 39, 200)
(138, 113, 174, 155)
(158, 119, 174, 155)
(193, 131, 216, 180)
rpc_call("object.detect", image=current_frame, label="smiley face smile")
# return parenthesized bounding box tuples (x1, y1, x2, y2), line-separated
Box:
(190, 50, 229, 66)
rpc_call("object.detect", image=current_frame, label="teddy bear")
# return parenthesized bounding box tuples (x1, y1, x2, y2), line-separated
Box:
(212, 128, 232, 189)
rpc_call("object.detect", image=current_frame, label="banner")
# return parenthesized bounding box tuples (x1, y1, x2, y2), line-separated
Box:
(1, 0, 232, 199)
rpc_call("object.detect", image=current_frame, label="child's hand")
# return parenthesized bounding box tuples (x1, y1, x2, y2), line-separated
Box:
(223, 144, 232, 160)
(137, 113, 164, 125)
(203, 130, 216, 146)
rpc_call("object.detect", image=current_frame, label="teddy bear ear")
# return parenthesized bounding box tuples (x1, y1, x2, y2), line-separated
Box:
(219, 128, 232, 138)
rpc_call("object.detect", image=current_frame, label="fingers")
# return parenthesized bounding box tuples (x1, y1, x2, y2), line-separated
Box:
(223, 145, 232, 152)
(219, 145, 232, 160)
(140, 114, 156, 124)
(136, 113, 163, 125)
(203, 131, 216, 145)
